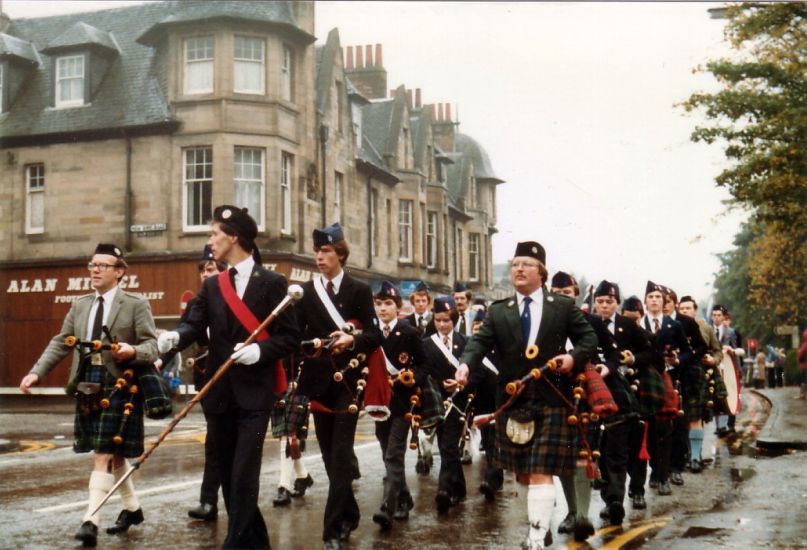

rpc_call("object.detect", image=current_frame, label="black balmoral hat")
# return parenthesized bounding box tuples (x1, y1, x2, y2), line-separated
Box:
(645, 280, 664, 297)
(452, 281, 468, 293)
(200, 244, 215, 261)
(414, 281, 429, 293)
(622, 296, 644, 314)
(595, 280, 621, 302)
(94, 243, 123, 258)
(376, 280, 400, 299)
(433, 296, 456, 313)
(313, 222, 345, 247)
(551, 271, 576, 289)
(213, 205, 258, 244)
(514, 241, 546, 265)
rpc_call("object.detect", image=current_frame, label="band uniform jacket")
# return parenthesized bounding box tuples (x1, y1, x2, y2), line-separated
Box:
(296, 273, 383, 399)
(381, 320, 428, 417)
(461, 291, 597, 408)
(422, 331, 468, 406)
(31, 287, 158, 383)
(159, 295, 209, 390)
(642, 315, 694, 374)
(177, 264, 300, 414)
(584, 312, 637, 415)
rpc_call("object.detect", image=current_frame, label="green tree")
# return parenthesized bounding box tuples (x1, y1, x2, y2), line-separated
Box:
(683, 3, 807, 339)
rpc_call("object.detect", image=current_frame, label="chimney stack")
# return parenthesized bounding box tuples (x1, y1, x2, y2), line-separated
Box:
(438, 103, 444, 121)
(345, 43, 388, 100)
(405, 89, 413, 109)
(356, 45, 364, 68)
(365, 44, 373, 67)
(445, 103, 452, 122)
(345, 46, 354, 69)
(375, 44, 383, 67)
(415, 88, 421, 108)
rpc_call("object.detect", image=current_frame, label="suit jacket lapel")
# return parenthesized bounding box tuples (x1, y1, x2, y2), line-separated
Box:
(504, 295, 524, 348)
(78, 297, 93, 340)
(104, 288, 124, 335)
(242, 265, 263, 312)
(534, 292, 555, 345)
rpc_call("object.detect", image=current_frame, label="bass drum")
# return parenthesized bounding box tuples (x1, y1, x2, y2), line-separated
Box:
(718, 348, 742, 415)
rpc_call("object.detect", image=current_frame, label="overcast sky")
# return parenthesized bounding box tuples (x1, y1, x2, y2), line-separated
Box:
(5, 1, 747, 302)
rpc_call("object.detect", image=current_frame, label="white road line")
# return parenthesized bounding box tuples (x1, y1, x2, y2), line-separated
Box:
(33, 440, 378, 513)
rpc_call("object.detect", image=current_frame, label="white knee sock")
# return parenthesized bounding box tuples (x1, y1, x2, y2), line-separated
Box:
(83, 471, 114, 525)
(279, 438, 294, 490)
(527, 483, 555, 535)
(293, 456, 308, 479)
(112, 460, 140, 511)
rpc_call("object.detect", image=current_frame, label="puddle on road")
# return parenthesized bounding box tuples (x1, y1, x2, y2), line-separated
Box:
(682, 526, 725, 538)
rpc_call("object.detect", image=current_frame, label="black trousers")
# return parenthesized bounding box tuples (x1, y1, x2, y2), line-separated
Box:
(206, 407, 271, 550)
(480, 424, 503, 490)
(199, 410, 221, 506)
(375, 413, 411, 512)
(601, 418, 644, 504)
(648, 416, 674, 483)
(670, 414, 690, 473)
(437, 409, 466, 500)
(313, 387, 360, 541)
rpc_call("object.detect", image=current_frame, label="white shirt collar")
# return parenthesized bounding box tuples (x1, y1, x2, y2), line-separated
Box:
(382, 318, 398, 332)
(232, 255, 255, 278)
(517, 287, 543, 307)
(95, 286, 118, 304)
(322, 269, 345, 294)
(438, 330, 453, 348)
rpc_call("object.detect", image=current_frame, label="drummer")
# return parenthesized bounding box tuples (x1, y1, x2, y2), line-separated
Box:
(422, 296, 469, 513)
(371, 281, 427, 530)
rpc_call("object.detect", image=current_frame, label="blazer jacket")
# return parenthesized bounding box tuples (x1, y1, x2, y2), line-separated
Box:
(380, 320, 428, 416)
(612, 314, 655, 371)
(422, 331, 468, 409)
(296, 272, 383, 398)
(31, 287, 158, 383)
(177, 265, 300, 413)
(460, 290, 597, 408)
(642, 315, 694, 374)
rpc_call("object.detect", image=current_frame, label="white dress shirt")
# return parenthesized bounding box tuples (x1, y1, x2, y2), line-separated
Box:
(517, 287, 543, 345)
(86, 286, 118, 338)
(231, 255, 255, 299)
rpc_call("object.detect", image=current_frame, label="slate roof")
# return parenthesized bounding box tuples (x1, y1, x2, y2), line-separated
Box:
(455, 133, 503, 183)
(444, 151, 472, 215)
(315, 28, 339, 115)
(0, 32, 39, 65)
(1, 1, 309, 145)
(361, 99, 396, 159)
(43, 21, 118, 54)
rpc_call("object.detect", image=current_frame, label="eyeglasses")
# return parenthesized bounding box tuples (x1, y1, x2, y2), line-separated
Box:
(87, 262, 119, 271)
(511, 261, 540, 270)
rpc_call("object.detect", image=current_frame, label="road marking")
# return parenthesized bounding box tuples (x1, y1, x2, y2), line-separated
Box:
(599, 519, 669, 549)
(33, 440, 379, 514)
(564, 517, 672, 550)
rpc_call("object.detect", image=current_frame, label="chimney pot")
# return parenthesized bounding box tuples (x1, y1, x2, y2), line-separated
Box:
(375, 44, 383, 67)
(430, 104, 436, 119)
(365, 45, 373, 67)
(406, 89, 413, 109)
(415, 88, 421, 108)
(438, 103, 444, 121)
(356, 45, 364, 68)
(446, 104, 452, 122)
(346, 46, 354, 69)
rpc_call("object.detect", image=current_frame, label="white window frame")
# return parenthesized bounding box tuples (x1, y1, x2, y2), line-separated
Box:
(55, 55, 84, 108)
(398, 199, 413, 262)
(234, 147, 265, 231)
(469, 233, 480, 282)
(183, 147, 213, 231)
(280, 152, 293, 235)
(184, 36, 214, 95)
(233, 35, 265, 94)
(333, 171, 343, 224)
(426, 211, 437, 269)
(25, 164, 45, 234)
(281, 44, 293, 101)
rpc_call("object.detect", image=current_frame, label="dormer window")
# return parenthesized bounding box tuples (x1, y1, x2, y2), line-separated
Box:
(55, 55, 85, 108)
(234, 36, 264, 94)
(184, 36, 214, 94)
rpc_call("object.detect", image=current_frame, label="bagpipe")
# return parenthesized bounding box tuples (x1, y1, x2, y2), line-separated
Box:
(271, 358, 309, 459)
(658, 345, 685, 418)
(301, 321, 391, 421)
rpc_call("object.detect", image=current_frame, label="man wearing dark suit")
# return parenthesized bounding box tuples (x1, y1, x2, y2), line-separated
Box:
(159, 205, 300, 550)
(295, 223, 383, 550)
(21, 243, 158, 546)
(452, 281, 475, 337)
(155, 245, 226, 522)
(641, 281, 693, 497)
(404, 280, 432, 335)
(456, 241, 596, 550)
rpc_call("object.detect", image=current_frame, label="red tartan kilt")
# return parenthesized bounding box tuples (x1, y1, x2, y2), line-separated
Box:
(658, 370, 680, 417)
(583, 364, 618, 418)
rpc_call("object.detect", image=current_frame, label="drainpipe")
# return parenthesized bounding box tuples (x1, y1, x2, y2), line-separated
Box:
(319, 123, 329, 228)
(366, 175, 373, 269)
(124, 136, 133, 252)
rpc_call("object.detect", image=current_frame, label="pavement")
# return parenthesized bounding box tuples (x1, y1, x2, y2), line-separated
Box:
(753, 386, 807, 450)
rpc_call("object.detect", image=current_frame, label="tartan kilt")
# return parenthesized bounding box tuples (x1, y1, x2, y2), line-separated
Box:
(495, 382, 575, 476)
(271, 394, 311, 440)
(73, 364, 144, 458)
(681, 366, 709, 422)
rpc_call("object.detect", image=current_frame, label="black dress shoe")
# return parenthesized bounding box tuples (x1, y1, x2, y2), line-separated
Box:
(415, 457, 427, 474)
(392, 507, 409, 521)
(273, 487, 292, 507)
(74, 521, 98, 547)
(599, 505, 610, 520)
(323, 538, 341, 550)
(398, 491, 414, 512)
(670, 471, 684, 486)
(608, 502, 625, 525)
(372, 509, 392, 531)
(573, 517, 595, 541)
(690, 459, 703, 473)
(435, 491, 451, 513)
(106, 508, 144, 535)
(649, 478, 659, 489)
(632, 494, 647, 509)
(188, 502, 217, 521)
(479, 481, 496, 502)
(338, 519, 358, 541)
(558, 512, 576, 533)
(460, 450, 472, 465)
(657, 480, 672, 495)
(292, 474, 314, 497)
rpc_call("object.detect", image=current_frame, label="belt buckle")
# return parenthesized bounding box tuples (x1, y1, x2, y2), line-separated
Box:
(91, 353, 104, 366)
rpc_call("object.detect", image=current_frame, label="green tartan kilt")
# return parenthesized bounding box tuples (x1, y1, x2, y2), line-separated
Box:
(74, 364, 144, 458)
(270, 394, 311, 440)
(681, 366, 710, 422)
(495, 388, 575, 477)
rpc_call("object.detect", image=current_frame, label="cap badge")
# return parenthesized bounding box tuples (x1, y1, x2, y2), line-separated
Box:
(531, 246, 538, 254)
(113, 247, 121, 256)
(222, 209, 232, 219)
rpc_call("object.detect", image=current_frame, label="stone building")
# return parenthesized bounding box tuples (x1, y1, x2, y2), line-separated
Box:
(0, 1, 503, 387)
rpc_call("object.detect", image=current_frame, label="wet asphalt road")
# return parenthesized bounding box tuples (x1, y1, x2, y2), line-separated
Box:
(1, 389, 804, 549)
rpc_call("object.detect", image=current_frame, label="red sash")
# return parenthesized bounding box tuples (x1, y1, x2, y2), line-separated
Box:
(218, 270, 287, 395)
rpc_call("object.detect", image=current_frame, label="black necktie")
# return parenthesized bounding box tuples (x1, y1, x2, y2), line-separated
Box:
(521, 297, 532, 344)
(326, 280, 336, 301)
(383, 324, 390, 338)
(91, 297, 104, 340)
(459, 312, 467, 335)
(653, 318, 660, 334)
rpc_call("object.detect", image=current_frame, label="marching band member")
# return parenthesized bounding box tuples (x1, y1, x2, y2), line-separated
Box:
(456, 242, 596, 550)
(452, 281, 475, 337)
(371, 281, 426, 529)
(295, 223, 384, 550)
(20, 243, 158, 547)
(405, 280, 433, 335)
(158, 205, 300, 549)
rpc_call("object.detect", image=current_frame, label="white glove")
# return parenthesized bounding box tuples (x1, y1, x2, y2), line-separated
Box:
(231, 342, 260, 365)
(157, 331, 180, 353)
